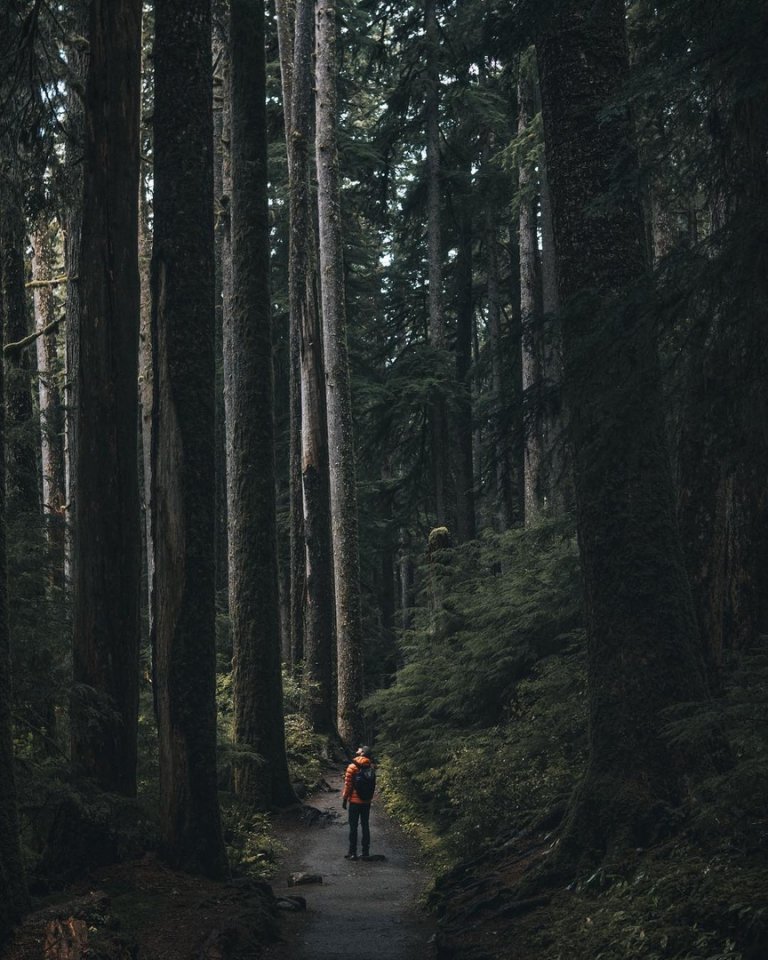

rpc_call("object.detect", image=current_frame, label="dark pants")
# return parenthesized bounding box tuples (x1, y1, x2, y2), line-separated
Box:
(348, 802, 371, 856)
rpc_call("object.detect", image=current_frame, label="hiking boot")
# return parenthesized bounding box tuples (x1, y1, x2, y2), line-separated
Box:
(344, 853, 358, 860)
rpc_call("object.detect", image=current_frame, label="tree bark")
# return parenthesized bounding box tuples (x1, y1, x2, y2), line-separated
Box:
(152, 0, 228, 875)
(1, 192, 38, 515)
(485, 189, 514, 531)
(677, 60, 768, 675)
(286, 0, 336, 736)
(536, 0, 710, 863)
(69, 0, 142, 797)
(32, 223, 67, 578)
(0, 309, 29, 942)
(315, 0, 364, 747)
(453, 201, 476, 541)
(63, 7, 89, 590)
(518, 51, 543, 525)
(139, 163, 154, 640)
(425, 0, 450, 528)
(227, 0, 297, 809)
(275, 0, 307, 673)
(213, 0, 230, 601)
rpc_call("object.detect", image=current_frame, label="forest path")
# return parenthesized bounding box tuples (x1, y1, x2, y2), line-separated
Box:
(265, 769, 436, 960)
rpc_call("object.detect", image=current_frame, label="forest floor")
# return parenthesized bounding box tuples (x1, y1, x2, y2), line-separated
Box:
(0, 769, 437, 960)
(264, 767, 436, 960)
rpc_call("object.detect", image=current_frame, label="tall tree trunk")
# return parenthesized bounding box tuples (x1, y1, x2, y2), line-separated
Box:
(677, 61, 768, 675)
(286, 0, 336, 736)
(453, 202, 476, 541)
(315, 0, 364, 747)
(213, 3, 230, 602)
(2, 193, 38, 515)
(69, 0, 142, 797)
(139, 161, 154, 640)
(0, 305, 29, 943)
(485, 192, 513, 531)
(518, 51, 543, 525)
(275, 0, 306, 673)
(152, 0, 227, 876)
(538, 104, 570, 517)
(227, 0, 296, 809)
(425, 0, 451, 529)
(536, 0, 709, 863)
(63, 8, 89, 590)
(32, 224, 66, 578)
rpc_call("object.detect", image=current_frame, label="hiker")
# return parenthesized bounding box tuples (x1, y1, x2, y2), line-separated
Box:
(342, 745, 376, 861)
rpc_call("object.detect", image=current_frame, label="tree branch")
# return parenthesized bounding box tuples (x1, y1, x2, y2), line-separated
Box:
(3, 318, 61, 355)
(25, 274, 75, 289)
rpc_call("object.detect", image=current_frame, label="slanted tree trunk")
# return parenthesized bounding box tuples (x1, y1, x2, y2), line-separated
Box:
(227, 0, 296, 809)
(315, 0, 364, 746)
(69, 0, 142, 797)
(536, 0, 710, 863)
(0, 312, 29, 942)
(32, 223, 66, 576)
(152, 0, 227, 876)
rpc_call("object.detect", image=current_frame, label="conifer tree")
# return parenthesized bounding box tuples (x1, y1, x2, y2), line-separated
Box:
(535, 0, 711, 861)
(227, 0, 296, 808)
(315, 0, 364, 746)
(152, 0, 227, 875)
(69, 0, 142, 797)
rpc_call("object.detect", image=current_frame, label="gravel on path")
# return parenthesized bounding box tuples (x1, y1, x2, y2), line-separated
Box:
(266, 769, 436, 960)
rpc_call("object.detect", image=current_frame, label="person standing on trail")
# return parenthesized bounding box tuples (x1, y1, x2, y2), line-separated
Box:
(342, 746, 376, 860)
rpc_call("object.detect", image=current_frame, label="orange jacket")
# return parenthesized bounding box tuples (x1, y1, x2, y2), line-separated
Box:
(343, 756, 374, 804)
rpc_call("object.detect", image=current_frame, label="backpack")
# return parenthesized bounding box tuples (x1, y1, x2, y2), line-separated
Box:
(352, 762, 376, 802)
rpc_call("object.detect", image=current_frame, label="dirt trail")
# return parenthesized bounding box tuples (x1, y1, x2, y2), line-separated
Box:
(266, 769, 436, 960)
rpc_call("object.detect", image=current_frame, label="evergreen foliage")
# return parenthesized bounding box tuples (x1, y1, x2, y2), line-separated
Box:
(367, 519, 586, 855)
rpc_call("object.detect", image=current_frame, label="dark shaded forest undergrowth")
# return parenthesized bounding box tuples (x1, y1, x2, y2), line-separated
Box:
(6, 519, 768, 959)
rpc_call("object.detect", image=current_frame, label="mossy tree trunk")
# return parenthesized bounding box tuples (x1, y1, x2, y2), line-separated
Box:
(69, 0, 142, 797)
(536, 0, 710, 863)
(227, 0, 297, 809)
(315, 0, 364, 747)
(152, 0, 227, 876)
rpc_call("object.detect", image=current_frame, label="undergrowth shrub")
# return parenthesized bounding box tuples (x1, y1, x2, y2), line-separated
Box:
(367, 518, 587, 858)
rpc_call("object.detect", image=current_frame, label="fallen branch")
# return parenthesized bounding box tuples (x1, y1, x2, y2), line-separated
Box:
(4, 318, 61, 355)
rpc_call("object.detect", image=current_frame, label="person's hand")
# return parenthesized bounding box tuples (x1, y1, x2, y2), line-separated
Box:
(342, 798, 348, 810)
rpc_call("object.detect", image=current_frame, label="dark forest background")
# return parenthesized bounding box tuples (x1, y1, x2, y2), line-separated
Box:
(1, 0, 767, 957)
